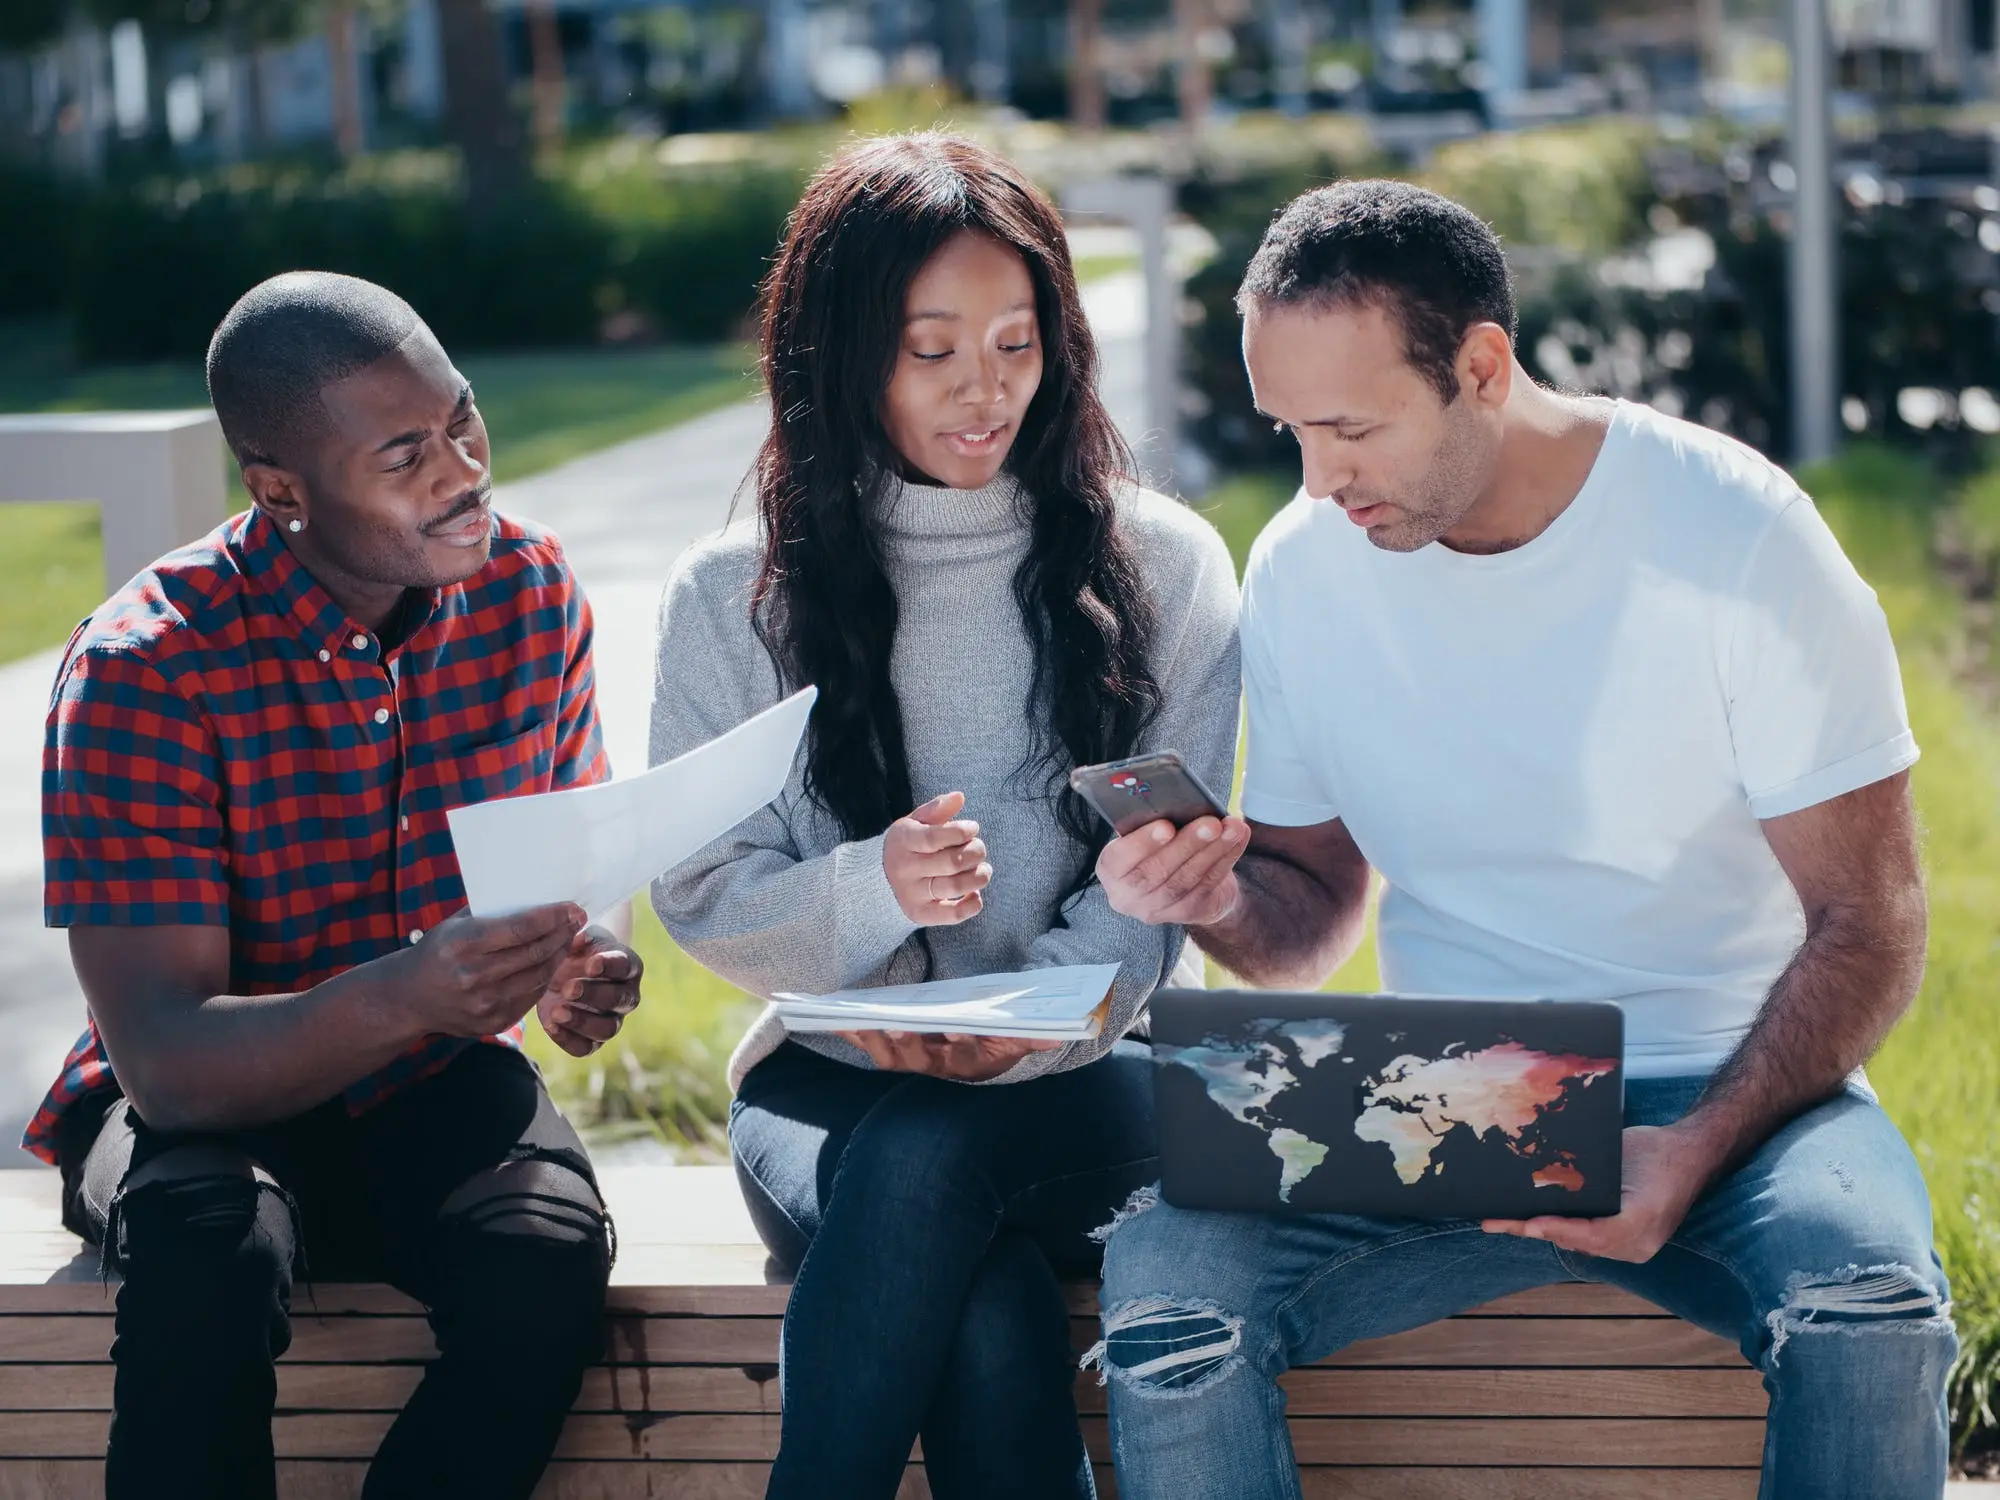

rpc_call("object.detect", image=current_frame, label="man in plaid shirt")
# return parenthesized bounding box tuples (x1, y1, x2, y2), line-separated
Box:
(31, 271, 644, 1500)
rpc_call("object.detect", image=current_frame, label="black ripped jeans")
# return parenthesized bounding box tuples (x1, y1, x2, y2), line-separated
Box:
(56, 1044, 612, 1500)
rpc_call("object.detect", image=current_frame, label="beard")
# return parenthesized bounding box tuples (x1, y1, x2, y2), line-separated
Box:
(1354, 400, 1495, 553)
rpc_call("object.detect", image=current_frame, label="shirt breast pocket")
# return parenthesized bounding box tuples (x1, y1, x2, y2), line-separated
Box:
(420, 723, 561, 814)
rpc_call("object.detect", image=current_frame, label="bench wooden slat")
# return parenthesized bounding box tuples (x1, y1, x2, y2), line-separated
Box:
(0, 1260, 1677, 1320)
(0, 1408, 1767, 1468)
(0, 1363, 1767, 1420)
(0, 1459, 1763, 1500)
(1294, 1473, 1760, 1500)
(0, 1173, 1679, 1321)
(0, 1310, 1747, 1368)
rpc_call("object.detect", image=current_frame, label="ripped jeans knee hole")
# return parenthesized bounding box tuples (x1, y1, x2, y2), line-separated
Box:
(1765, 1262, 1954, 1365)
(1081, 1297, 1246, 1394)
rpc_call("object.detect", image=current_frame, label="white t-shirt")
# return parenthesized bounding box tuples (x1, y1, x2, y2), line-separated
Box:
(1240, 400, 1918, 1078)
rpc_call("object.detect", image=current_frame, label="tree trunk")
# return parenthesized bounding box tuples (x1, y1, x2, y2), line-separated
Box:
(527, 0, 565, 146)
(436, 0, 524, 199)
(1069, 0, 1105, 131)
(326, 2, 364, 159)
(1174, 0, 1213, 134)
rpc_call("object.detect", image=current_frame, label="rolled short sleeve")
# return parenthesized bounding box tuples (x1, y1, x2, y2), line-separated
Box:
(1238, 547, 1338, 827)
(1726, 498, 1918, 820)
(553, 575, 611, 790)
(43, 647, 229, 927)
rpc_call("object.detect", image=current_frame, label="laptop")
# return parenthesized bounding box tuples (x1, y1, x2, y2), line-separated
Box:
(1150, 990, 1625, 1219)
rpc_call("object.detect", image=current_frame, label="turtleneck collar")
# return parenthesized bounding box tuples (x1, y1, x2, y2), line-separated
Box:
(873, 469, 1029, 544)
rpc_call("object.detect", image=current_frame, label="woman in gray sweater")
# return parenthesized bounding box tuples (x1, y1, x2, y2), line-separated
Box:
(648, 133, 1239, 1500)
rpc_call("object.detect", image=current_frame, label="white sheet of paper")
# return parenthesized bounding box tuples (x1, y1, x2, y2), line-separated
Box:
(772, 963, 1121, 1039)
(447, 687, 817, 920)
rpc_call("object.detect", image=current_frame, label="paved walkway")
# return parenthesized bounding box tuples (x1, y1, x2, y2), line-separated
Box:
(0, 270, 1153, 1160)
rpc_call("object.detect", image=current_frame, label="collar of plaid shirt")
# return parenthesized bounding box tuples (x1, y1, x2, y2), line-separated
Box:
(23, 507, 608, 1164)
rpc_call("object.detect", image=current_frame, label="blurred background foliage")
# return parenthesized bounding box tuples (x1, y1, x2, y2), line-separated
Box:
(1179, 116, 2000, 471)
(0, 146, 804, 358)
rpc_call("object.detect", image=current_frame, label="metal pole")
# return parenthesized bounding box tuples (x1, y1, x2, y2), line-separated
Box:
(1062, 177, 1181, 491)
(1474, 0, 1527, 122)
(1788, 0, 1839, 464)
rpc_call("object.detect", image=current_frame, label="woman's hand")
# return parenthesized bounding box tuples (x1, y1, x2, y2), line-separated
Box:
(884, 791, 992, 926)
(838, 1030, 1061, 1081)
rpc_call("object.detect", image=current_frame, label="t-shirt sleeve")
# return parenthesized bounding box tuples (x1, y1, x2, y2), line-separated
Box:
(553, 572, 611, 790)
(1238, 549, 1339, 827)
(43, 647, 229, 927)
(1725, 497, 1918, 820)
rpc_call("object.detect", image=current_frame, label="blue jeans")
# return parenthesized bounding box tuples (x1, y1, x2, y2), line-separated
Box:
(730, 1039, 1158, 1500)
(1095, 1076, 1955, 1500)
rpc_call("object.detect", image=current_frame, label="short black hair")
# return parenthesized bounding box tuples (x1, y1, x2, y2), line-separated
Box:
(1239, 180, 1515, 405)
(205, 271, 423, 468)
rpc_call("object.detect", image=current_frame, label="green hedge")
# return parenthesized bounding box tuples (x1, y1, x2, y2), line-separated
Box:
(26, 152, 804, 363)
(0, 162, 74, 320)
(1179, 121, 2000, 469)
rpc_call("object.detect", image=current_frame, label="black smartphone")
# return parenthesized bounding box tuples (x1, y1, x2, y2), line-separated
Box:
(1069, 751, 1228, 838)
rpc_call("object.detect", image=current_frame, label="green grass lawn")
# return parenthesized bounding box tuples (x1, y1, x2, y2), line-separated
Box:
(0, 319, 755, 664)
(1801, 449, 2000, 1452)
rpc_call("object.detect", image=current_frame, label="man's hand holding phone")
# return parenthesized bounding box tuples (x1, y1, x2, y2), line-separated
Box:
(1097, 813, 1250, 927)
(1071, 750, 1248, 928)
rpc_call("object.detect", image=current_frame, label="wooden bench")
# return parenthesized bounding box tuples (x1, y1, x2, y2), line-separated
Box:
(0, 1165, 1767, 1499)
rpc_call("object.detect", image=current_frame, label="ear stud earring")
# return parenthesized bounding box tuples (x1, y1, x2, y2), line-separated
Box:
(288, 519, 305, 533)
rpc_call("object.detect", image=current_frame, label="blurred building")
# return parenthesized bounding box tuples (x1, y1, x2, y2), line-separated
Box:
(0, 0, 1994, 174)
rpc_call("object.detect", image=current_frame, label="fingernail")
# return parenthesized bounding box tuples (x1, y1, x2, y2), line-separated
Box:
(1152, 825, 1171, 843)
(1223, 824, 1244, 843)
(552, 1006, 571, 1025)
(1196, 824, 1216, 842)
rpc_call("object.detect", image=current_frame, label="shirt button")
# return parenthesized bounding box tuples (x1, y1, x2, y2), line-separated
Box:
(317, 649, 330, 663)
(351, 634, 368, 650)
(400, 815, 410, 831)
(373, 708, 391, 724)
(409, 929, 423, 944)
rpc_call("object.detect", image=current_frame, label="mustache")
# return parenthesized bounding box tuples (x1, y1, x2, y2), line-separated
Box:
(425, 482, 493, 533)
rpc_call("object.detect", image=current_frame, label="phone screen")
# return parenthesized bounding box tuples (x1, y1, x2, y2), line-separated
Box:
(1070, 752, 1227, 837)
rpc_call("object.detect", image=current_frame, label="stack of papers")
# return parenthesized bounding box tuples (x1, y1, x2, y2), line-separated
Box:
(773, 964, 1122, 1040)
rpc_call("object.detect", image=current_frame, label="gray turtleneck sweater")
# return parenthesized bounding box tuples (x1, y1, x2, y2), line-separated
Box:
(646, 473, 1241, 1091)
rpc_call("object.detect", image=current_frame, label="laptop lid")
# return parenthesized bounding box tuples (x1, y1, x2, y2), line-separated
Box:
(1151, 990, 1625, 1220)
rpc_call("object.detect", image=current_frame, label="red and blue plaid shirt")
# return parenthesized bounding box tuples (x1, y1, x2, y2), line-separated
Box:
(23, 507, 609, 1164)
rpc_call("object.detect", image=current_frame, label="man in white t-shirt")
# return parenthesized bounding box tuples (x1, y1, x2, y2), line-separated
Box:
(1090, 180, 1955, 1499)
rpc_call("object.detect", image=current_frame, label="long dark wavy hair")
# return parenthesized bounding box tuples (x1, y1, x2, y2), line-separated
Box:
(752, 132, 1160, 871)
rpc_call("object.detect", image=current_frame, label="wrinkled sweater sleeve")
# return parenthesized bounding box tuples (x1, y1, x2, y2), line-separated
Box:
(986, 511, 1243, 1085)
(646, 541, 917, 998)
